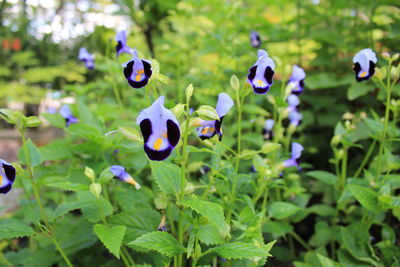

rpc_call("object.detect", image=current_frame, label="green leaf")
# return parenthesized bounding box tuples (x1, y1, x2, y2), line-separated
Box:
(317, 253, 345, 267)
(129, 231, 186, 257)
(93, 224, 126, 258)
(197, 105, 220, 121)
(347, 82, 374, 100)
(268, 202, 302, 220)
(198, 224, 224, 245)
(186, 228, 197, 259)
(208, 241, 274, 260)
(307, 171, 337, 186)
(42, 113, 66, 128)
(348, 184, 380, 212)
(66, 123, 105, 144)
(150, 161, 181, 195)
(179, 196, 229, 237)
(364, 118, 383, 135)
(46, 182, 89, 191)
(49, 200, 90, 221)
(25, 116, 41, 128)
(0, 108, 20, 124)
(0, 219, 35, 239)
(263, 220, 293, 238)
(18, 139, 43, 167)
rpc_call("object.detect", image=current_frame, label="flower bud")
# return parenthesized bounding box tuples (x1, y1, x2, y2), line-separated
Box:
(382, 52, 390, 60)
(172, 103, 185, 118)
(391, 53, 399, 61)
(90, 183, 102, 198)
(391, 66, 399, 80)
(331, 135, 342, 146)
(84, 166, 96, 182)
(230, 75, 239, 91)
(185, 84, 194, 101)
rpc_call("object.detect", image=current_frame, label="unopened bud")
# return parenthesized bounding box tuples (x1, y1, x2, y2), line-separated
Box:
(331, 135, 342, 146)
(90, 183, 102, 198)
(230, 75, 240, 91)
(172, 103, 185, 118)
(382, 52, 390, 60)
(185, 84, 194, 101)
(84, 166, 95, 182)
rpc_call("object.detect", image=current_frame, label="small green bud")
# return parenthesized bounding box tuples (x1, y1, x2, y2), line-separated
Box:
(171, 103, 185, 118)
(25, 116, 41, 128)
(90, 183, 102, 198)
(331, 135, 342, 146)
(374, 68, 384, 81)
(230, 75, 240, 91)
(336, 149, 344, 160)
(154, 194, 168, 210)
(382, 52, 390, 60)
(196, 105, 219, 121)
(185, 84, 194, 101)
(261, 143, 281, 154)
(391, 66, 399, 80)
(119, 126, 142, 142)
(392, 53, 399, 61)
(84, 166, 96, 182)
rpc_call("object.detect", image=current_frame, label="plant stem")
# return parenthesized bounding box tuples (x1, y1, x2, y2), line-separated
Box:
(340, 147, 348, 191)
(235, 90, 242, 173)
(106, 39, 124, 110)
(354, 140, 376, 178)
(177, 96, 191, 266)
(376, 68, 392, 178)
(50, 236, 74, 267)
(290, 231, 311, 251)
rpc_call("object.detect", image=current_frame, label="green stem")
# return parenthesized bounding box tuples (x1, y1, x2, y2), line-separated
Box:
(106, 39, 124, 110)
(177, 96, 191, 266)
(340, 147, 348, 191)
(376, 69, 392, 178)
(50, 236, 74, 267)
(290, 231, 311, 251)
(235, 90, 242, 173)
(354, 140, 376, 178)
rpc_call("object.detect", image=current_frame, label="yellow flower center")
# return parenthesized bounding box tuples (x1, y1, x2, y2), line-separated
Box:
(257, 79, 263, 86)
(360, 72, 367, 78)
(135, 69, 145, 81)
(153, 138, 163, 150)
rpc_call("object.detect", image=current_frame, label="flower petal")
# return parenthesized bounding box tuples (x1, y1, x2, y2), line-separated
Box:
(215, 93, 234, 118)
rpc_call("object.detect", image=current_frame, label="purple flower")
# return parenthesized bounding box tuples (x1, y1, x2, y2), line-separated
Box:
(59, 105, 78, 127)
(136, 96, 180, 161)
(123, 49, 152, 88)
(287, 94, 300, 111)
(284, 142, 303, 170)
(0, 159, 16, 194)
(262, 119, 274, 140)
(288, 65, 306, 95)
(110, 165, 141, 189)
(250, 31, 261, 48)
(353, 48, 377, 82)
(288, 109, 302, 127)
(194, 93, 234, 140)
(248, 49, 275, 94)
(115, 30, 133, 57)
(78, 47, 94, 70)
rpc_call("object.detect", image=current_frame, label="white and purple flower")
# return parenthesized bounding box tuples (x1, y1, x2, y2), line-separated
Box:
(0, 159, 16, 194)
(194, 93, 234, 140)
(78, 47, 95, 70)
(288, 65, 306, 95)
(248, 49, 275, 94)
(123, 49, 152, 89)
(284, 142, 303, 171)
(115, 30, 133, 57)
(110, 165, 141, 189)
(262, 119, 274, 140)
(136, 96, 180, 161)
(250, 31, 261, 48)
(352, 48, 377, 82)
(59, 105, 78, 127)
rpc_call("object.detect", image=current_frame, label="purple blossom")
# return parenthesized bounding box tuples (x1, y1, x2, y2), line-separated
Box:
(123, 49, 152, 89)
(250, 31, 261, 48)
(0, 159, 16, 194)
(110, 165, 141, 189)
(59, 105, 78, 127)
(284, 142, 303, 171)
(248, 50, 275, 94)
(78, 47, 95, 70)
(262, 119, 274, 140)
(136, 96, 180, 161)
(288, 65, 306, 95)
(353, 48, 377, 82)
(115, 30, 133, 57)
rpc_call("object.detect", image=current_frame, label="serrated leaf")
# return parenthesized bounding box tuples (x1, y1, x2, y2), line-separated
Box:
(93, 224, 126, 258)
(150, 161, 181, 195)
(317, 253, 345, 267)
(179, 196, 229, 237)
(46, 182, 89, 191)
(268, 202, 302, 220)
(348, 184, 380, 212)
(0, 220, 35, 239)
(198, 224, 224, 245)
(49, 200, 90, 221)
(18, 139, 43, 167)
(208, 242, 272, 260)
(129, 231, 186, 257)
(307, 171, 337, 186)
(347, 82, 374, 100)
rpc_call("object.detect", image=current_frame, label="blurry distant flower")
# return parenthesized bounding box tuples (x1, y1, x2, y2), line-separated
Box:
(110, 165, 141, 189)
(59, 104, 78, 126)
(353, 48, 377, 82)
(284, 142, 303, 171)
(262, 119, 274, 140)
(78, 47, 95, 70)
(288, 109, 302, 127)
(157, 214, 167, 232)
(193, 93, 234, 140)
(250, 31, 261, 48)
(11, 38, 21, 51)
(136, 96, 180, 161)
(248, 49, 275, 94)
(288, 65, 306, 95)
(123, 49, 152, 88)
(312, 0, 319, 5)
(115, 30, 133, 57)
(287, 94, 300, 112)
(0, 159, 16, 194)
(47, 107, 57, 114)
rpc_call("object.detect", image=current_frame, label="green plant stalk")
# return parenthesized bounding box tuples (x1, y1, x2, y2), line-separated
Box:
(354, 140, 376, 178)
(19, 127, 74, 267)
(105, 39, 124, 110)
(376, 68, 392, 178)
(340, 147, 348, 191)
(177, 97, 191, 266)
(290, 231, 311, 251)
